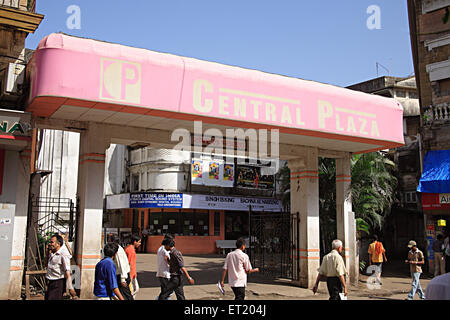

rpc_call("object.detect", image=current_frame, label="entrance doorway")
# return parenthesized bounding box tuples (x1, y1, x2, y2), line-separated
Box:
(249, 211, 298, 280)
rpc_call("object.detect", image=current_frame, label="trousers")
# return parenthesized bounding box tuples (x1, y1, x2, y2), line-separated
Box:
(231, 287, 246, 300)
(433, 252, 445, 276)
(158, 275, 185, 300)
(407, 272, 425, 300)
(326, 276, 343, 300)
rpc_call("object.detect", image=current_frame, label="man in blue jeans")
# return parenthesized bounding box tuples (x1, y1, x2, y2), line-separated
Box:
(405, 240, 426, 300)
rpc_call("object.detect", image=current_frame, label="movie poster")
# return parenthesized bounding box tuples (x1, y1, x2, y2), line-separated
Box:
(209, 162, 220, 180)
(237, 165, 274, 190)
(191, 160, 202, 178)
(223, 164, 234, 181)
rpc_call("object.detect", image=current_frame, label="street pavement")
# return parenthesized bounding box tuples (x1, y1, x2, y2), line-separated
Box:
(135, 253, 434, 300)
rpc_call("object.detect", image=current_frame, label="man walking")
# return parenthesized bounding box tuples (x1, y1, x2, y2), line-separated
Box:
(157, 235, 173, 299)
(405, 240, 426, 300)
(444, 232, 450, 273)
(158, 239, 195, 300)
(312, 239, 348, 300)
(125, 234, 141, 298)
(94, 242, 124, 300)
(220, 237, 259, 300)
(368, 235, 387, 284)
(433, 234, 445, 277)
(45, 234, 77, 300)
(111, 234, 133, 300)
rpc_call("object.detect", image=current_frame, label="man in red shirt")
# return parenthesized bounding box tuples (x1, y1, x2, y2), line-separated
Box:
(125, 234, 141, 298)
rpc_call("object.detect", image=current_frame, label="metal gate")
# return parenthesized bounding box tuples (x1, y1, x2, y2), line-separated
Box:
(249, 211, 299, 280)
(23, 197, 78, 298)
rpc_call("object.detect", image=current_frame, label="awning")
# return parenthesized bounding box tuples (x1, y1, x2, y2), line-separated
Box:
(26, 33, 405, 154)
(417, 149, 450, 193)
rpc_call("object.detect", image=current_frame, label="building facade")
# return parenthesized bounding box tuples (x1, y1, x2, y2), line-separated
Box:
(104, 145, 284, 254)
(408, 0, 450, 271)
(347, 76, 425, 259)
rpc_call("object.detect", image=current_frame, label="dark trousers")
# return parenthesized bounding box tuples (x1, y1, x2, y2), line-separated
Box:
(117, 274, 134, 300)
(326, 277, 343, 300)
(141, 236, 147, 253)
(45, 278, 65, 300)
(446, 255, 450, 273)
(231, 287, 246, 300)
(158, 275, 185, 300)
(158, 277, 170, 297)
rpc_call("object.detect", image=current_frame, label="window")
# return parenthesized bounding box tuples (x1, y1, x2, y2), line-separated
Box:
(214, 212, 221, 236)
(148, 210, 210, 236)
(131, 174, 139, 192)
(409, 91, 418, 99)
(396, 90, 406, 98)
(404, 192, 417, 203)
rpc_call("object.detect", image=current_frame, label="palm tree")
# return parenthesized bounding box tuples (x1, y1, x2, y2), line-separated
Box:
(279, 151, 397, 254)
(350, 152, 397, 233)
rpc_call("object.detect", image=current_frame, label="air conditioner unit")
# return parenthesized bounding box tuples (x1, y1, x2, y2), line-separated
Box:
(3, 63, 25, 95)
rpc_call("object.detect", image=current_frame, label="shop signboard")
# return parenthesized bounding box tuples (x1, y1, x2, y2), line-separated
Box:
(182, 194, 282, 212)
(108, 192, 282, 212)
(421, 193, 450, 210)
(130, 193, 183, 208)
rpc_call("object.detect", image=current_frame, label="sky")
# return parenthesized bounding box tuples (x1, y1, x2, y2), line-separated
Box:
(25, 0, 415, 88)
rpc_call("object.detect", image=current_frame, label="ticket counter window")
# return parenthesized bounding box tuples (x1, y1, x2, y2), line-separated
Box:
(148, 210, 209, 236)
(225, 212, 249, 240)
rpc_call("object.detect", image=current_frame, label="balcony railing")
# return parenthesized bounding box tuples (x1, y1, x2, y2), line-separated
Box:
(424, 103, 450, 124)
(0, 0, 35, 12)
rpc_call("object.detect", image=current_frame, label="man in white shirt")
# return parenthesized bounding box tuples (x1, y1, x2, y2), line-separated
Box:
(111, 235, 133, 300)
(220, 238, 259, 300)
(157, 235, 172, 299)
(45, 234, 77, 300)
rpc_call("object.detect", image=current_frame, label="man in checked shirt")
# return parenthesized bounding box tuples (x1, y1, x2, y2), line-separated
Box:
(158, 239, 195, 300)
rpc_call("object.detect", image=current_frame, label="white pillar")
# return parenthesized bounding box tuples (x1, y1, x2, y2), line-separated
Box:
(77, 124, 109, 299)
(288, 147, 320, 288)
(336, 153, 356, 283)
(8, 147, 31, 299)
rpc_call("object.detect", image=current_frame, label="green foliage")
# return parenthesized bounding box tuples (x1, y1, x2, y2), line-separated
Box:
(350, 152, 397, 232)
(356, 218, 370, 235)
(360, 260, 367, 272)
(37, 231, 53, 261)
(278, 151, 397, 252)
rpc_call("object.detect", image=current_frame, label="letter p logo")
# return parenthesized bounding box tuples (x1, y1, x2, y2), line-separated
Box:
(100, 58, 142, 104)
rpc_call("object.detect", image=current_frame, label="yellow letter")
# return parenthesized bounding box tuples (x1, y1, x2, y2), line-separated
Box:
(336, 114, 344, 131)
(296, 107, 305, 126)
(193, 79, 213, 113)
(318, 100, 333, 129)
(347, 116, 357, 133)
(234, 97, 247, 118)
(219, 95, 229, 115)
(371, 120, 380, 137)
(265, 103, 277, 122)
(281, 105, 293, 124)
(358, 118, 368, 135)
(250, 100, 261, 120)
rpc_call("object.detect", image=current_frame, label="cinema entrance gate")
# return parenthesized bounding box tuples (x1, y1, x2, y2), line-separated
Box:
(26, 33, 404, 298)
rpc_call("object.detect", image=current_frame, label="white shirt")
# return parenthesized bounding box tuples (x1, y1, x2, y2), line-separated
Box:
(114, 245, 130, 282)
(224, 249, 252, 288)
(426, 273, 450, 300)
(46, 246, 71, 280)
(156, 246, 170, 279)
